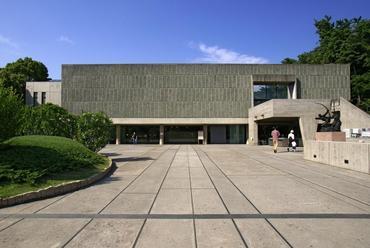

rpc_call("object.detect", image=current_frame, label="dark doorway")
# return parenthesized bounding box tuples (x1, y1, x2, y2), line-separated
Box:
(208, 125, 246, 144)
(257, 118, 301, 146)
(120, 125, 160, 144)
(164, 126, 202, 144)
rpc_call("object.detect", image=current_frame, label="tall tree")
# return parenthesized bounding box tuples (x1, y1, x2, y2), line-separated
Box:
(0, 57, 49, 100)
(282, 16, 370, 112)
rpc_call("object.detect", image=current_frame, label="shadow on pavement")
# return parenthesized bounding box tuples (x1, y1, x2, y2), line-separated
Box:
(113, 157, 154, 162)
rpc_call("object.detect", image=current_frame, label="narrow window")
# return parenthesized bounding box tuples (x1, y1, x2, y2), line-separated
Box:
(42, 92, 46, 104)
(33, 92, 38, 106)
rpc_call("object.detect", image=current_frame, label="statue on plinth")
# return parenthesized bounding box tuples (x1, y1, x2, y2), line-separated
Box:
(315, 103, 341, 132)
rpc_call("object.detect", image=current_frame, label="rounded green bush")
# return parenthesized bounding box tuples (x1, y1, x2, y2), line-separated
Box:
(77, 112, 113, 152)
(20, 103, 77, 139)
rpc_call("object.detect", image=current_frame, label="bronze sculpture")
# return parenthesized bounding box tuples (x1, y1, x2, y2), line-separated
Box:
(315, 102, 341, 132)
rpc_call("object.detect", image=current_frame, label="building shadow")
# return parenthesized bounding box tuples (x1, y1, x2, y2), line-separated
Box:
(112, 157, 154, 163)
(100, 152, 122, 157)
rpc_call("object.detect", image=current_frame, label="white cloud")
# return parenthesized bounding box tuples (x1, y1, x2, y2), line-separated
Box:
(58, 35, 74, 45)
(0, 35, 19, 49)
(191, 42, 268, 64)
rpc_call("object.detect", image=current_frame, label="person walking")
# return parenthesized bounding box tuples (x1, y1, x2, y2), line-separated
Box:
(287, 130, 295, 152)
(131, 132, 137, 144)
(271, 127, 280, 153)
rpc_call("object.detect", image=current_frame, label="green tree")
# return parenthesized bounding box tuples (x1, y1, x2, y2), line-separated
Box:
(20, 103, 77, 139)
(0, 86, 24, 142)
(76, 112, 113, 152)
(282, 16, 370, 112)
(0, 57, 49, 100)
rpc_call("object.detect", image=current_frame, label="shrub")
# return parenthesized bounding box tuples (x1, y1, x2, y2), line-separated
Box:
(77, 112, 113, 151)
(0, 86, 24, 142)
(0, 135, 107, 184)
(20, 103, 77, 139)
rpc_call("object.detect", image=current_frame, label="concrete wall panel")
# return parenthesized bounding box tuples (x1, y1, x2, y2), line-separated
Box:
(62, 64, 350, 119)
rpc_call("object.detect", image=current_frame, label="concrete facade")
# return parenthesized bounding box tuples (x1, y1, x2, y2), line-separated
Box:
(247, 99, 331, 145)
(339, 97, 370, 130)
(61, 64, 350, 119)
(26, 81, 61, 106)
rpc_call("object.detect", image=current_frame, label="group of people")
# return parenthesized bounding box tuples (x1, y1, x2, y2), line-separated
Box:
(271, 127, 297, 153)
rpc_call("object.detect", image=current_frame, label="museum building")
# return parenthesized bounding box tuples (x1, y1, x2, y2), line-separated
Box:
(27, 64, 365, 146)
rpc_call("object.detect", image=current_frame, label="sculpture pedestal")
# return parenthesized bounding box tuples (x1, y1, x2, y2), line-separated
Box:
(315, 132, 346, 141)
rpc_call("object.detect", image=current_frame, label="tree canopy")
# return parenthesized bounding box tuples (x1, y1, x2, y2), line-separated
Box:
(282, 16, 370, 112)
(0, 57, 49, 100)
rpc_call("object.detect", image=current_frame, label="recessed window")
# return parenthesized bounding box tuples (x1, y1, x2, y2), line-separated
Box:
(253, 83, 288, 106)
(41, 92, 46, 104)
(33, 92, 38, 106)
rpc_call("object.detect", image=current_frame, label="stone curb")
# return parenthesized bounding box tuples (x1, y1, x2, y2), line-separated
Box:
(0, 158, 114, 208)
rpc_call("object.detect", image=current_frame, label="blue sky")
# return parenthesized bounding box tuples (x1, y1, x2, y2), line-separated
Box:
(0, 0, 369, 79)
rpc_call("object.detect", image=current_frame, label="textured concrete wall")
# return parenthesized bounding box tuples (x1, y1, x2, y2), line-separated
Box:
(248, 99, 330, 145)
(339, 97, 370, 129)
(26, 81, 61, 106)
(62, 64, 350, 118)
(304, 140, 370, 174)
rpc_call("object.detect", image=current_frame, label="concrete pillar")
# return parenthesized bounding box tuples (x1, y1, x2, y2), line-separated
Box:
(203, 125, 208, 144)
(248, 120, 258, 145)
(292, 79, 298, 99)
(159, 125, 164, 145)
(115, 125, 121, 145)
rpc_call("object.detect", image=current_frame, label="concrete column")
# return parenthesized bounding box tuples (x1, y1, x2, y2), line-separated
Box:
(115, 125, 121, 145)
(248, 120, 258, 145)
(159, 125, 164, 145)
(203, 125, 208, 144)
(292, 79, 298, 99)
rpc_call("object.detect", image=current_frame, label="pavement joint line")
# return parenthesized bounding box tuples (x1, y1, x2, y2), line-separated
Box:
(196, 146, 293, 248)
(132, 145, 181, 248)
(0, 192, 72, 233)
(187, 145, 198, 248)
(60, 145, 173, 248)
(192, 146, 249, 248)
(234, 148, 370, 209)
(2, 213, 370, 219)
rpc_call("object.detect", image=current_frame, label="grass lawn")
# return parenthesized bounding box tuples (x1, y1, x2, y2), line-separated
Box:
(0, 135, 110, 198)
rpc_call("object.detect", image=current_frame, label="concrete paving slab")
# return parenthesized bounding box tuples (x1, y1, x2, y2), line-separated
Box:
(190, 167, 209, 178)
(192, 189, 227, 214)
(65, 219, 143, 248)
(230, 175, 367, 213)
(113, 163, 150, 176)
(166, 167, 189, 178)
(162, 177, 190, 189)
(151, 189, 192, 214)
(135, 219, 195, 248)
(39, 184, 130, 214)
(0, 195, 65, 214)
(219, 164, 285, 176)
(0, 218, 21, 231)
(235, 219, 289, 248)
(195, 219, 244, 248)
(0, 218, 89, 248)
(190, 177, 214, 188)
(124, 176, 164, 193)
(210, 177, 259, 214)
(270, 219, 370, 248)
(102, 193, 155, 214)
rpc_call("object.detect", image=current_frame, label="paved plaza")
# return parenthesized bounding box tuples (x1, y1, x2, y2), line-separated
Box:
(1, 145, 370, 247)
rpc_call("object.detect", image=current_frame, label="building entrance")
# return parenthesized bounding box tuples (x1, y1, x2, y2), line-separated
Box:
(257, 118, 301, 146)
(164, 126, 203, 144)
